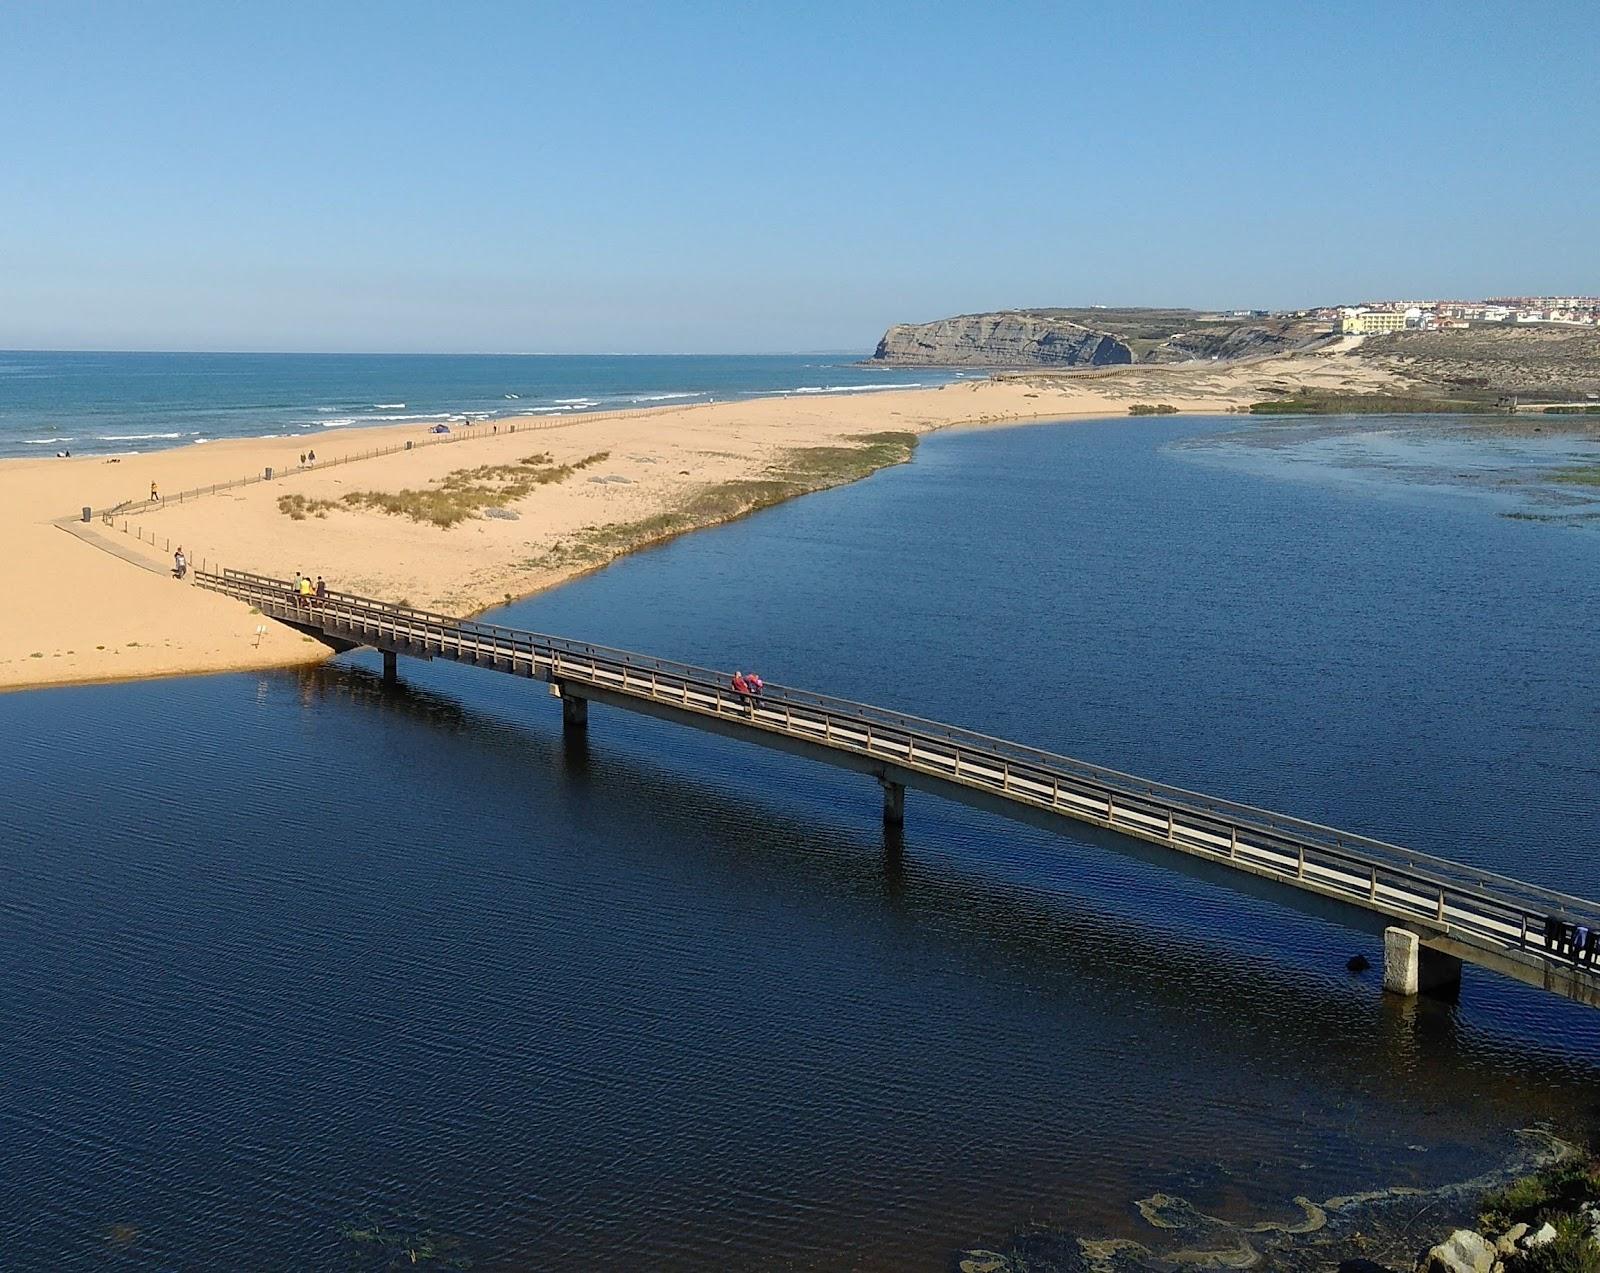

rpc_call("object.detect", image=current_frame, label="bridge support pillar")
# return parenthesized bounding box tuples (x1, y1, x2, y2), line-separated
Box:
(1383, 927, 1463, 998)
(382, 650, 398, 684)
(562, 693, 589, 732)
(880, 779, 905, 828)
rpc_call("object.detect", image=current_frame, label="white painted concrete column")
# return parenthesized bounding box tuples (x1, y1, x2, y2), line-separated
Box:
(1383, 927, 1463, 997)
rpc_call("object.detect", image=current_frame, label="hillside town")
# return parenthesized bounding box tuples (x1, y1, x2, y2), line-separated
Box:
(1319, 295, 1600, 334)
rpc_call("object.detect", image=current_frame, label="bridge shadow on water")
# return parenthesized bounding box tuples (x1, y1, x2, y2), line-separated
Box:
(290, 658, 1600, 1146)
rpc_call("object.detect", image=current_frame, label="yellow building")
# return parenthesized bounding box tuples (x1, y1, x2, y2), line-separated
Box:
(1338, 309, 1408, 334)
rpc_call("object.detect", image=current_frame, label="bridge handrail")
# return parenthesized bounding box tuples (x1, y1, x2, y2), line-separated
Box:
(198, 568, 1600, 925)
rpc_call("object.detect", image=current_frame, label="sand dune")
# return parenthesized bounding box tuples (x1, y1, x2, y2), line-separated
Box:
(0, 349, 1392, 692)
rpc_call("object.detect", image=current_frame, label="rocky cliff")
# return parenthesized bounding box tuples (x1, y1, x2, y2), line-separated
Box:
(872, 313, 1133, 368)
(871, 308, 1324, 368)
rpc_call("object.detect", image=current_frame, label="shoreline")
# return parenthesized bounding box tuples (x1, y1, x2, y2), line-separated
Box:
(0, 343, 1414, 694)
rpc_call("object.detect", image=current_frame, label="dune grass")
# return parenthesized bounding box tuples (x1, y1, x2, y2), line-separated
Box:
(526, 431, 917, 572)
(278, 451, 610, 527)
(1248, 394, 1501, 415)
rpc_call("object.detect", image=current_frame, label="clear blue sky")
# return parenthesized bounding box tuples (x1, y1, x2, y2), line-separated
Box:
(2, 1, 1595, 353)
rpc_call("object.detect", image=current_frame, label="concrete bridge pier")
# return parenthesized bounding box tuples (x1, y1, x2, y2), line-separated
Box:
(880, 778, 905, 828)
(562, 693, 589, 732)
(1383, 927, 1464, 998)
(382, 650, 398, 684)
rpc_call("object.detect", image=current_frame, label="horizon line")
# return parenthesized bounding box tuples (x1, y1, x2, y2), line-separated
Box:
(0, 346, 873, 359)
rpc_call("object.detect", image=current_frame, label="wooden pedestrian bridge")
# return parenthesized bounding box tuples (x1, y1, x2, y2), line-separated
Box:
(198, 568, 1600, 1011)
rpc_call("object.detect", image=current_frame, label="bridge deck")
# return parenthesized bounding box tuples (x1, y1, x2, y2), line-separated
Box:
(198, 568, 1600, 1009)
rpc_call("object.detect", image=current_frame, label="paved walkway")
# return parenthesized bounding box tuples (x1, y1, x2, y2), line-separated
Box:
(55, 520, 171, 576)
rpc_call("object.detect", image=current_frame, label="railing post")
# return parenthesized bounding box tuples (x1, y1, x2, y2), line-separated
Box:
(1297, 844, 1306, 878)
(1106, 794, 1115, 823)
(1229, 825, 1238, 858)
(1369, 864, 1378, 901)
(1166, 808, 1175, 840)
(1439, 890, 1448, 924)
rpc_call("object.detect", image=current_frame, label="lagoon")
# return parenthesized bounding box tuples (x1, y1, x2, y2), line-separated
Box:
(3, 415, 1599, 1269)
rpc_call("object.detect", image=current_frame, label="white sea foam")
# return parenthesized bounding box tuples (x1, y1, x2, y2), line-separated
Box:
(630, 392, 700, 402)
(22, 436, 75, 445)
(97, 432, 183, 440)
(319, 412, 452, 427)
(373, 403, 406, 409)
(790, 383, 922, 395)
(553, 398, 598, 405)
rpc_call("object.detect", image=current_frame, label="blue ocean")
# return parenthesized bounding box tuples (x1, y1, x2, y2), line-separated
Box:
(0, 351, 958, 459)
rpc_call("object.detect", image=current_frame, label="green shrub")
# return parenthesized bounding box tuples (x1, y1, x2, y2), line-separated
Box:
(1128, 403, 1180, 415)
(1482, 1158, 1600, 1232)
(1510, 1217, 1600, 1273)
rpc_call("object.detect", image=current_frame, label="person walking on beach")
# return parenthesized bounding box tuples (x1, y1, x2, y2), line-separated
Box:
(307, 449, 316, 462)
(150, 481, 160, 503)
(173, 547, 187, 580)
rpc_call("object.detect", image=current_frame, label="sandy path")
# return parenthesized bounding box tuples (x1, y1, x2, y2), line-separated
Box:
(0, 347, 1398, 693)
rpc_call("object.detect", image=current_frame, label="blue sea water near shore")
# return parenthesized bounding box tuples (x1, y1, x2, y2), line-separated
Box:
(0, 351, 959, 459)
(3, 413, 1600, 1269)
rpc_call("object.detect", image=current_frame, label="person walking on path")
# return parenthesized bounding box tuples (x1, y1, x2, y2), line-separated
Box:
(150, 481, 160, 503)
(297, 574, 314, 608)
(173, 547, 187, 580)
(746, 672, 764, 697)
(314, 576, 327, 600)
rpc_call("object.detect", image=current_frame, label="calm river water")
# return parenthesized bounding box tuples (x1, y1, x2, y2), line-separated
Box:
(4, 415, 1599, 1270)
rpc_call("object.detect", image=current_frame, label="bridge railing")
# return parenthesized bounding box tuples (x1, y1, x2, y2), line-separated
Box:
(197, 568, 1600, 962)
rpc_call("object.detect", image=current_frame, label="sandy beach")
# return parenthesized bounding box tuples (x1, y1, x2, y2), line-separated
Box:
(0, 344, 1398, 692)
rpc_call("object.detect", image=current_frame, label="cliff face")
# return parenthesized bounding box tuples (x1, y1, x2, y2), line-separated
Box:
(872, 313, 1133, 368)
(1142, 318, 1319, 363)
(871, 309, 1325, 368)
